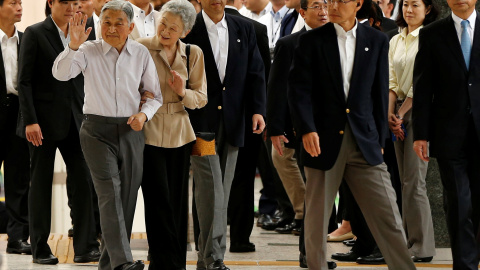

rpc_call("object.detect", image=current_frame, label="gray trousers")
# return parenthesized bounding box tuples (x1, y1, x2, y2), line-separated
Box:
(191, 121, 239, 265)
(79, 115, 144, 270)
(271, 142, 305, 220)
(304, 124, 416, 270)
(393, 110, 435, 257)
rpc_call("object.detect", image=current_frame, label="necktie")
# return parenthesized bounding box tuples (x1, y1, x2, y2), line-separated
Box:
(461, 20, 471, 69)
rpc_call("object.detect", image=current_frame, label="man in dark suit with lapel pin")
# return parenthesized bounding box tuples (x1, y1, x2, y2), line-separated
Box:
(413, 0, 480, 268)
(182, 0, 266, 268)
(288, 0, 416, 268)
(18, 0, 100, 265)
(0, 0, 31, 256)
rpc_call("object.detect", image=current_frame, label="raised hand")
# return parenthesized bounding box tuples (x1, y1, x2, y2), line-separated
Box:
(167, 70, 186, 97)
(68, 12, 92, 51)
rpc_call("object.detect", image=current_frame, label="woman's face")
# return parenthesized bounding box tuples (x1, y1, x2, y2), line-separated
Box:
(49, 0, 79, 26)
(402, 0, 429, 29)
(157, 12, 185, 47)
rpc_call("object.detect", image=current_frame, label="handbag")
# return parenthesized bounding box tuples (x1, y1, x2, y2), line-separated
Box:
(184, 44, 216, 156)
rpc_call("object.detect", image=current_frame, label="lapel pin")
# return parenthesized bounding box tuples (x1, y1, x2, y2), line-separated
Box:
(365, 47, 369, 51)
(237, 39, 241, 42)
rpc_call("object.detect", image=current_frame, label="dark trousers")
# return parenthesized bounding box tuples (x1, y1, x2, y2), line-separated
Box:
(143, 143, 192, 270)
(80, 115, 143, 270)
(0, 96, 30, 242)
(228, 131, 262, 244)
(29, 117, 98, 258)
(436, 120, 480, 270)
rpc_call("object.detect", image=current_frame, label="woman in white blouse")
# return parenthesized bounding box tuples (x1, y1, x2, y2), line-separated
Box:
(388, 0, 438, 262)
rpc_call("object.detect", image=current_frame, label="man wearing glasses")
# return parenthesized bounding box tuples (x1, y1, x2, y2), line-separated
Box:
(287, 0, 416, 269)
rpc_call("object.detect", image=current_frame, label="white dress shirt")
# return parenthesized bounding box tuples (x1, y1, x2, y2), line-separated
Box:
(240, 2, 270, 21)
(52, 39, 162, 120)
(258, 4, 290, 48)
(334, 21, 358, 100)
(291, 14, 305, 34)
(202, 10, 229, 83)
(0, 28, 19, 96)
(452, 11, 476, 46)
(93, 12, 101, 40)
(131, 3, 156, 37)
(51, 16, 70, 48)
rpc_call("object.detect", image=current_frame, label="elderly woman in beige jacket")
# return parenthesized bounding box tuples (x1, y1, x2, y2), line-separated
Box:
(136, 0, 207, 269)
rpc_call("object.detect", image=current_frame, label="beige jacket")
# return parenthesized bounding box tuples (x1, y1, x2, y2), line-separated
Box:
(137, 36, 208, 148)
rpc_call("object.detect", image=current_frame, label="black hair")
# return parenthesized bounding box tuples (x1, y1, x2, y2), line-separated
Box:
(301, 0, 309, 9)
(395, 0, 438, 28)
(356, 0, 372, 20)
(0, 0, 5, 7)
(45, 0, 79, 17)
(369, 1, 383, 31)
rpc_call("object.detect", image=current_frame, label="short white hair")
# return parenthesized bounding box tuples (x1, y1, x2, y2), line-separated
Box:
(100, 0, 134, 25)
(159, 0, 197, 34)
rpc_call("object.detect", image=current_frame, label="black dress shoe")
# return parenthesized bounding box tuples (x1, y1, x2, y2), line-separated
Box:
(74, 250, 101, 263)
(412, 255, 433, 262)
(300, 253, 337, 269)
(206, 259, 230, 270)
(6, 240, 32, 254)
(257, 214, 272, 227)
(331, 250, 360, 262)
(33, 254, 59, 265)
(229, 242, 255, 252)
(116, 260, 145, 270)
(262, 217, 292, 230)
(343, 239, 356, 246)
(275, 219, 302, 234)
(68, 227, 74, 237)
(356, 252, 386, 264)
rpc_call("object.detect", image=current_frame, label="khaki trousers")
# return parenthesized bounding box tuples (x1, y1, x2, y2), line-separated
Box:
(304, 124, 416, 270)
(271, 142, 305, 219)
(394, 110, 435, 257)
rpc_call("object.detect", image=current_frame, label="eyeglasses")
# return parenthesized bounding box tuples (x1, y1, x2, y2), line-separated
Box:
(325, 0, 357, 4)
(307, 5, 329, 10)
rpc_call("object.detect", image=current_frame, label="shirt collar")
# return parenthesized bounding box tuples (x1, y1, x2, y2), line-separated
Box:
(400, 25, 422, 38)
(202, 10, 228, 29)
(305, 24, 313, 31)
(452, 10, 476, 30)
(271, 5, 289, 19)
(333, 19, 358, 38)
(225, 5, 237, 10)
(0, 27, 19, 44)
(93, 12, 100, 24)
(51, 15, 69, 38)
(131, 2, 154, 17)
(102, 38, 132, 55)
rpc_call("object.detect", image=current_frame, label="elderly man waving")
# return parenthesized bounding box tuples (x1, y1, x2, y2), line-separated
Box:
(52, 1, 162, 270)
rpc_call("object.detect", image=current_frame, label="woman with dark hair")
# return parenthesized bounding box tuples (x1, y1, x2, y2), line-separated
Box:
(388, 0, 438, 262)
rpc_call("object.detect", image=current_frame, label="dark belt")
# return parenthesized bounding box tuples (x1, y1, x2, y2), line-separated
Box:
(83, 114, 130, 124)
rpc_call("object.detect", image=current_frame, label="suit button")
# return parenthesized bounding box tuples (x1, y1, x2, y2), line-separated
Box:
(339, 130, 344, 135)
(346, 109, 350, 113)
(223, 87, 226, 91)
(218, 106, 222, 110)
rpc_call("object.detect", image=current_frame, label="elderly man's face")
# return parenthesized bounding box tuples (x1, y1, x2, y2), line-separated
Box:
(200, 0, 226, 17)
(79, 0, 94, 17)
(301, 0, 329, 28)
(101, 9, 134, 51)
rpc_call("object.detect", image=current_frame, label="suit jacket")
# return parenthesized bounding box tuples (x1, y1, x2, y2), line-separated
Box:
(266, 27, 306, 146)
(413, 12, 480, 159)
(224, 7, 271, 83)
(87, 16, 96, 40)
(17, 16, 92, 140)
(280, 10, 298, 38)
(182, 13, 266, 148)
(288, 22, 389, 170)
(0, 31, 22, 131)
(382, 18, 398, 33)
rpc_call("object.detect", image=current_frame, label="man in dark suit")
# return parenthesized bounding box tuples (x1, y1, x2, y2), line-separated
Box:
(279, 0, 302, 37)
(287, 0, 416, 268)
(413, 0, 480, 268)
(223, 0, 275, 253)
(268, 1, 337, 268)
(18, 0, 99, 265)
(0, 0, 30, 256)
(183, 0, 266, 267)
